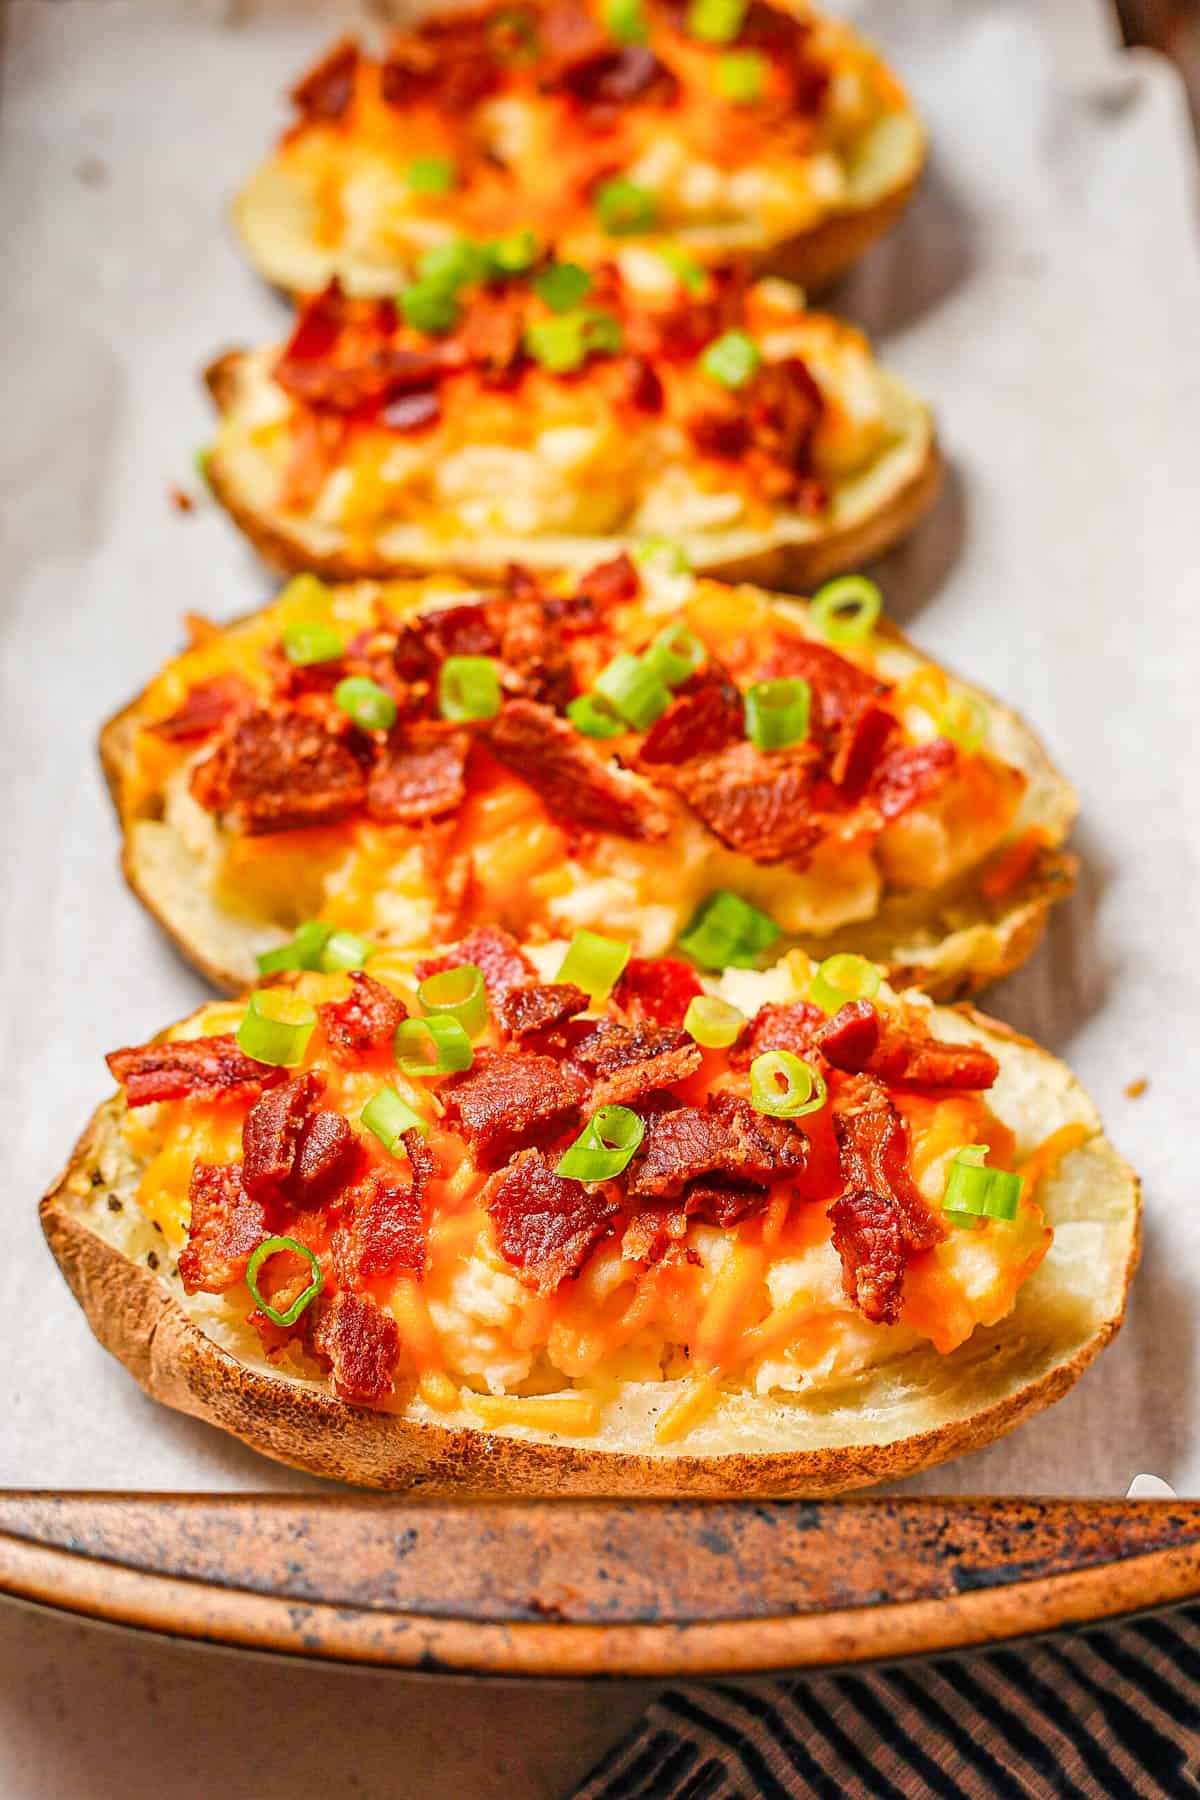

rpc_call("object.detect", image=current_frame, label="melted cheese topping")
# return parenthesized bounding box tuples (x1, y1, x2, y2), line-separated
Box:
(221, 284, 904, 543)
(267, 3, 916, 276)
(123, 570, 1027, 963)
(122, 957, 1056, 1436)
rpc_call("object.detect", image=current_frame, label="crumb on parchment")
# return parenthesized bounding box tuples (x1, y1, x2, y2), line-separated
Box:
(1125, 1078, 1148, 1100)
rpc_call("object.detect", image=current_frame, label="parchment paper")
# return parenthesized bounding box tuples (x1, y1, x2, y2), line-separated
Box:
(2, 0, 1197, 1494)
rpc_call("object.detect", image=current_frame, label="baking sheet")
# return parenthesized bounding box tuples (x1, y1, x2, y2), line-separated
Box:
(1, 0, 1197, 1496)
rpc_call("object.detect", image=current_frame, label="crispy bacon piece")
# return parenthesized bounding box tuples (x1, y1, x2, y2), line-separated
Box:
(274, 283, 460, 413)
(178, 1164, 268, 1294)
(241, 1074, 323, 1198)
(309, 1288, 401, 1403)
(572, 1020, 702, 1107)
(610, 956, 703, 1028)
(483, 1149, 619, 1293)
(381, 9, 502, 110)
(498, 982, 590, 1042)
(816, 1001, 999, 1090)
(760, 637, 888, 749)
(190, 709, 367, 835)
(333, 1144, 430, 1283)
(621, 1176, 770, 1263)
(148, 676, 251, 743)
(556, 45, 679, 110)
(626, 1093, 806, 1201)
(107, 1035, 285, 1109)
(575, 551, 640, 609)
(833, 1079, 943, 1254)
(318, 972, 407, 1063)
(869, 739, 957, 821)
(366, 725, 470, 825)
(637, 674, 742, 767)
(487, 598, 574, 708)
(728, 999, 826, 1069)
(393, 600, 500, 684)
(414, 925, 535, 1003)
(661, 740, 824, 862)
(489, 699, 671, 841)
(828, 1188, 907, 1325)
(289, 36, 360, 126)
(622, 354, 664, 413)
(293, 1109, 358, 1202)
(457, 289, 527, 378)
(441, 1049, 587, 1169)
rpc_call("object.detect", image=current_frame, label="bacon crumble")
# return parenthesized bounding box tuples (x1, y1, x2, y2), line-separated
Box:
(442, 1049, 588, 1169)
(483, 1149, 619, 1293)
(488, 698, 672, 841)
(178, 1164, 269, 1294)
(190, 708, 368, 835)
(107, 1035, 286, 1109)
(318, 972, 407, 1062)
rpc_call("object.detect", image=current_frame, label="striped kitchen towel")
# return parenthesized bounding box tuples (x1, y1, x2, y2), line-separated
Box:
(571, 1604, 1200, 1798)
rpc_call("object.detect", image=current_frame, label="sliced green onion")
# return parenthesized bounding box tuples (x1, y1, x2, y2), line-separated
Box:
(750, 1050, 828, 1119)
(683, 994, 745, 1049)
(194, 445, 213, 489)
(486, 228, 540, 275)
(417, 963, 490, 1037)
(555, 1105, 645, 1181)
(557, 929, 630, 1001)
(700, 329, 761, 389)
(567, 692, 626, 739)
(394, 1014, 474, 1076)
(687, 0, 748, 40)
(532, 261, 592, 313)
(320, 929, 375, 973)
(334, 675, 397, 733)
(400, 280, 460, 335)
(406, 155, 457, 195)
(236, 991, 317, 1067)
(256, 918, 334, 976)
(810, 574, 883, 643)
(658, 248, 706, 296)
(419, 237, 487, 291)
(524, 308, 623, 373)
(810, 953, 881, 1016)
(939, 690, 990, 753)
(595, 176, 658, 236)
(361, 1085, 428, 1155)
(245, 1236, 323, 1328)
(678, 890, 779, 971)
(278, 572, 333, 624)
(642, 623, 707, 689)
(744, 677, 811, 750)
(633, 538, 691, 574)
(282, 620, 345, 666)
(593, 651, 671, 730)
(716, 49, 765, 101)
(943, 1145, 1021, 1225)
(438, 654, 502, 722)
(604, 0, 649, 41)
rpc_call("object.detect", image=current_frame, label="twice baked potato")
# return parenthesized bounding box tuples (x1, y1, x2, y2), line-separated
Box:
(43, 938, 1139, 1494)
(204, 267, 939, 589)
(234, 0, 924, 299)
(101, 558, 1076, 997)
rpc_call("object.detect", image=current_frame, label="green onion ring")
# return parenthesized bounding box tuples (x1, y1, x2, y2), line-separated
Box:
(556, 929, 631, 1001)
(438, 655, 502, 723)
(245, 1236, 323, 1328)
(361, 1086, 428, 1155)
(567, 692, 626, 739)
(236, 991, 316, 1067)
(677, 889, 779, 972)
(641, 623, 707, 689)
(320, 929, 375, 973)
(417, 963, 490, 1036)
(683, 994, 745, 1049)
(555, 1105, 645, 1181)
(334, 676, 397, 733)
(749, 1050, 827, 1119)
(593, 651, 671, 730)
(809, 953, 881, 1016)
(810, 575, 883, 643)
(744, 677, 811, 750)
(282, 620, 345, 667)
(256, 918, 334, 977)
(394, 1014, 474, 1077)
(938, 690, 990, 752)
(943, 1145, 1021, 1225)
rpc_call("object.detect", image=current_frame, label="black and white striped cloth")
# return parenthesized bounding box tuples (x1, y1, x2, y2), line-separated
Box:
(571, 1605, 1200, 1798)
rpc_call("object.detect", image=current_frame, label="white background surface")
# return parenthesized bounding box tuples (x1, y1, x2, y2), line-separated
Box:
(1, 0, 1198, 1793)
